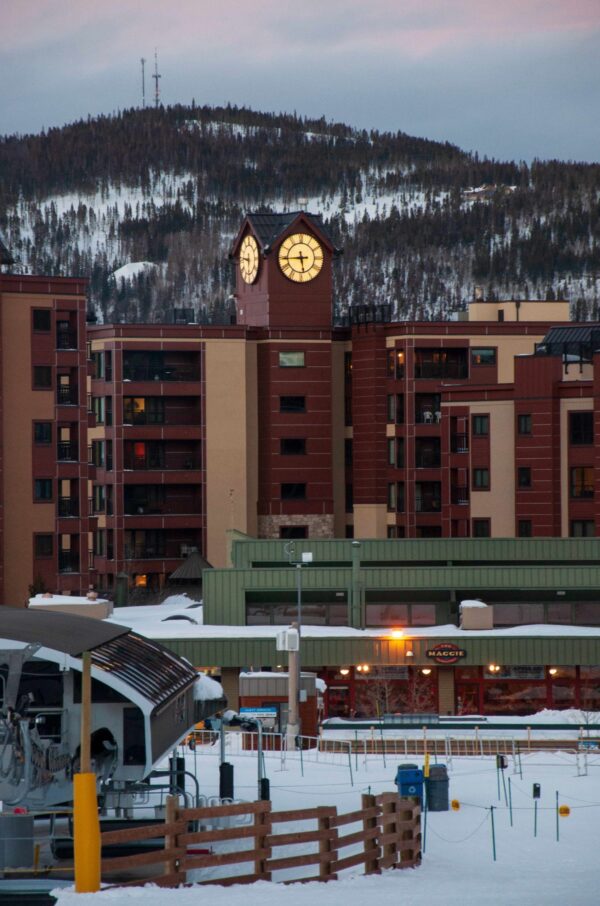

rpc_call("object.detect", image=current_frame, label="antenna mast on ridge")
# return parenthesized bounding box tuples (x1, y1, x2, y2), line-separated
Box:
(140, 57, 146, 108)
(153, 49, 161, 108)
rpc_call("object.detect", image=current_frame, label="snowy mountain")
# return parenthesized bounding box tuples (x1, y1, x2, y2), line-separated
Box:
(1, 104, 599, 323)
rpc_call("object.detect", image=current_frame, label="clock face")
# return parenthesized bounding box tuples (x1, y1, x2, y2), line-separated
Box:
(240, 234, 259, 284)
(278, 232, 324, 283)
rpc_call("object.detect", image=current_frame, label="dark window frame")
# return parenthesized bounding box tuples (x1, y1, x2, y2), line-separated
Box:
(281, 482, 306, 500)
(34, 534, 54, 558)
(33, 366, 52, 389)
(280, 437, 307, 456)
(34, 478, 53, 502)
(472, 467, 490, 490)
(518, 414, 532, 435)
(517, 466, 532, 488)
(34, 422, 52, 445)
(280, 395, 306, 414)
(32, 309, 52, 332)
(472, 414, 489, 436)
(569, 411, 594, 445)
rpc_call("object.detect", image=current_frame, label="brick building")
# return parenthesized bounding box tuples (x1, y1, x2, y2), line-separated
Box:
(0, 211, 597, 603)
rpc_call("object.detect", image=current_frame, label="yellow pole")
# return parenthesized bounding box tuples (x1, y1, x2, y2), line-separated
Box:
(74, 651, 101, 893)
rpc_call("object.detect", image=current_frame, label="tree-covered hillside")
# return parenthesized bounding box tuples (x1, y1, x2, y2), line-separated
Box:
(1, 104, 599, 323)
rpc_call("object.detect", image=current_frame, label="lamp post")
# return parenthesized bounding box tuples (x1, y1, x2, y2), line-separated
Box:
(283, 543, 313, 750)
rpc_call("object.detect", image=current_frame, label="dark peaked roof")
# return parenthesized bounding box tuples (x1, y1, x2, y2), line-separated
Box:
(169, 550, 212, 581)
(230, 210, 341, 257)
(0, 607, 129, 657)
(0, 236, 14, 266)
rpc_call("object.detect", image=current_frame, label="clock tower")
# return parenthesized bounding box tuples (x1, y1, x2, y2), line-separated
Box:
(230, 211, 340, 329)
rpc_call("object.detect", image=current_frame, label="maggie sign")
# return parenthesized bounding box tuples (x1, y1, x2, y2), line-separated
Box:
(426, 643, 466, 665)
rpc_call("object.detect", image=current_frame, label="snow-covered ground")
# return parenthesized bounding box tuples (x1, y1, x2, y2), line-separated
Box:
(52, 736, 600, 904)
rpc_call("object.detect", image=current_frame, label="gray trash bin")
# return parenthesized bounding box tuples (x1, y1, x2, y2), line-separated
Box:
(426, 764, 449, 811)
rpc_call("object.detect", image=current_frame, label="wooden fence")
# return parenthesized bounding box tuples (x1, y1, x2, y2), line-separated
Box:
(97, 792, 421, 889)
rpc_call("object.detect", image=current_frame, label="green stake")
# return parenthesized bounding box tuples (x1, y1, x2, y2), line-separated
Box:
(490, 806, 497, 861)
(508, 777, 513, 827)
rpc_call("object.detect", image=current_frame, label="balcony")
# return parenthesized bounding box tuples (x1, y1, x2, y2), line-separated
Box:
(451, 434, 469, 453)
(57, 385, 78, 406)
(123, 365, 201, 382)
(56, 329, 77, 350)
(58, 551, 80, 573)
(416, 495, 442, 513)
(451, 486, 470, 505)
(415, 449, 441, 469)
(58, 497, 79, 517)
(57, 441, 78, 461)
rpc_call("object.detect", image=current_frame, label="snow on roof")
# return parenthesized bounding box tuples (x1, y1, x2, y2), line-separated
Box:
(29, 593, 110, 607)
(193, 672, 224, 701)
(107, 607, 600, 641)
(459, 599, 489, 609)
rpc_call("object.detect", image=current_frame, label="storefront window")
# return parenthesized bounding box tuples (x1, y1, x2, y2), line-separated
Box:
(365, 604, 409, 626)
(411, 604, 436, 625)
(580, 667, 600, 710)
(548, 667, 576, 708)
(574, 604, 600, 626)
(483, 682, 546, 715)
(494, 603, 544, 625)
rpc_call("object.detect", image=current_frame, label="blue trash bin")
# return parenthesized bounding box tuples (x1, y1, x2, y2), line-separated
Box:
(395, 763, 424, 800)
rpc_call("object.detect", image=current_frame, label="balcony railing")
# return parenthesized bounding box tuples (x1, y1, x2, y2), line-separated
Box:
(415, 409, 442, 425)
(56, 329, 77, 350)
(57, 386, 78, 406)
(415, 494, 442, 513)
(58, 497, 79, 517)
(124, 455, 201, 471)
(58, 551, 80, 573)
(451, 434, 469, 453)
(124, 546, 166, 560)
(57, 441, 78, 461)
(415, 452, 441, 469)
(123, 366, 200, 382)
(414, 361, 468, 380)
(451, 486, 470, 505)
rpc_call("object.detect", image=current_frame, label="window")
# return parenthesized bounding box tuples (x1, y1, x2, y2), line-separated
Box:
(473, 468, 490, 489)
(280, 526, 308, 539)
(33, 366, 52, 388)
(570, 520, 595, 537)
(517, 467, 532, 488)
(34, 422, 52, 444)
(387, 482, 396, 511)
(518, 414, 532, 435)
(387, 348, 405, 379)
(345, 439, 353, 467)
(345, 483, 353, 513)
(281, 483, 306, 500)
(518, 520, 532, 537)
(280, 395, 305, 413)
(34, 534, 53, 557)
(472, 415, 489, 436)
(471, 347, 496, 366)
(570, 466, 594, 498)
(33, 309, 51, 331)
(279, 351, 305, 368)
(388, 438, 396, 466)
(570, 411, 593, 445)
(473, 518, 491, 537)
(280, 438, 306, 456)
(34, 479, 52, 501)
(387, 393, 404, 424)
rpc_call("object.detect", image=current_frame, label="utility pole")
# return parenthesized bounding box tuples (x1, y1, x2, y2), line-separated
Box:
(153, 49, 161, 108)
(140, 57, 146, 108)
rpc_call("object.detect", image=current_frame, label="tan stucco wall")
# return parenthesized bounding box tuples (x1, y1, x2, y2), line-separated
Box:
(470, 400, 515, 536)
(204, 340, 258, 568)
(560, 397, 593, 537)
(354, 503, 388, 539)
(1, 293, 55, 604)
(468, 300, 570, 322)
